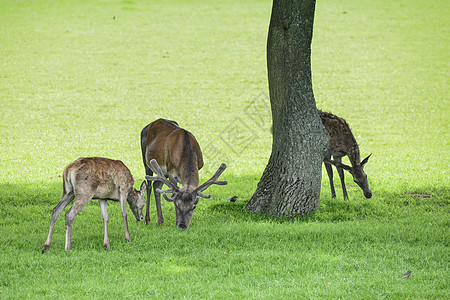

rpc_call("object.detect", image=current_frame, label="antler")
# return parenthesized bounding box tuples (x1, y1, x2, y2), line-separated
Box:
(145, 159, 180, 202)
(194, 163, 228, 198)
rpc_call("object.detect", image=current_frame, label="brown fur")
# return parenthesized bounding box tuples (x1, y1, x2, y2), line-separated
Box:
(319, 110, 372, 199)
(319, 110, 360, 162)
(141, 119, 203, 190)
(42, 157, 146, 253)
(141, 119, 226, 228)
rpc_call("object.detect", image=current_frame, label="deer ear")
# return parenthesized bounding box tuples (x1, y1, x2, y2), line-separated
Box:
(139, 181, 147, 192)
(361, 154, 372, 166)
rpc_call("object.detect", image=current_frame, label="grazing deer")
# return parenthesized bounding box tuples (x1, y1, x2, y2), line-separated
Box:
(42, 157, 147, 253)
(141, 119, 227, 229)
(319, 110, 372, 199)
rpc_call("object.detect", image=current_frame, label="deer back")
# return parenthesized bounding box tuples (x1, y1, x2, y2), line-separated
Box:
(64, 157, 134, 199)
(319, 110, 358, 159)
(64, 157, 146, 219)
(142, 119, 227, 229)
(142, 119, 204, 189)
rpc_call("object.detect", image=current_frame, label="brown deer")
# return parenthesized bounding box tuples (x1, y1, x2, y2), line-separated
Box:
(319, 110, 372, 199)
(42, 157, 147, 253)
(141, 119, 227, 229)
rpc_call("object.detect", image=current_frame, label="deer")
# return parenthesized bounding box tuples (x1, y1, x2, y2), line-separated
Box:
(319, 110, 372, 199)
(42, 157, 147, 253)
(141, 119, 227, 229)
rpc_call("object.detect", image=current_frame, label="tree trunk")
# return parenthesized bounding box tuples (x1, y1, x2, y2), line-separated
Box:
(246, 0, 328, 217)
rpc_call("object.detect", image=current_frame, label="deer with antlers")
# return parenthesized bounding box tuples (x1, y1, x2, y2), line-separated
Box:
(42, 157, 147, 253)
(141, 119, 227, 229)
(319, 110, 372, 199)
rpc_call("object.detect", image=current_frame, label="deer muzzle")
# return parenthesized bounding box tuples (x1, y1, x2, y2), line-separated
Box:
(364, 189, 372, 199)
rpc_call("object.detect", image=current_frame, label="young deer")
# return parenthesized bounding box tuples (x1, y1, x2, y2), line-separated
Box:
(141, 119, 227, 229)
(42, 157, 146, 253)
(319, 110, 372, 199)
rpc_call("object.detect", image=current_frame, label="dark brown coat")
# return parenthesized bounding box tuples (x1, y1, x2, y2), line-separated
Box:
(319, 110, 372, 199)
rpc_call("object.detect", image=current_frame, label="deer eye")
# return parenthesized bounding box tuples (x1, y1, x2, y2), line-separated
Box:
(191, 205, 197, 211)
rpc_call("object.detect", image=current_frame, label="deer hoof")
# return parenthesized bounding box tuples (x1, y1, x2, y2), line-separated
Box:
(42, 244, 50, 254)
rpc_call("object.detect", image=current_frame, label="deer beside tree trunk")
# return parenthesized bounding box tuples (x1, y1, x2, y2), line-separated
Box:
(319, 110, 372, 199)
(269, 110, 372, 199)
(42, 157, 147, 253)
(245, 0, 329, 217)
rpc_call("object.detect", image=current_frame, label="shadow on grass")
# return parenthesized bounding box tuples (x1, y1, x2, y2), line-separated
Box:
(0, 181, 62, 206)
(208, 174, 449, 224)
(1, 175, 448, 225)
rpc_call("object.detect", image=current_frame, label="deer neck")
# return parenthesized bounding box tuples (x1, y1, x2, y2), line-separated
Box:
(348, 142, 361, 167)
(178, 130, 200, 193)
(180, 165, 199, 193)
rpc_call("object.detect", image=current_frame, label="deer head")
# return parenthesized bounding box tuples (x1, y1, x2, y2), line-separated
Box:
(326, 154, 372, 198)
(145, 159, 227, 229)
(126, 181, 147, 221)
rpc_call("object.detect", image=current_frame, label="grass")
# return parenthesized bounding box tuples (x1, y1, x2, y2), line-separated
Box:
(0, 0, 448, 298)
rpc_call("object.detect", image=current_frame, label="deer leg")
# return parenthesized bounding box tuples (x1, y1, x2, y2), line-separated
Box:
(42, 191, 75, 253)
(334, 157, 348, 200)
(337, 167, 348, 199)
(153, 180, 165, 226)
(144, 167, 153, 225)
(324, 155, 336, 198)
(64, 195, 91, 251)
(99, 200, 110, 249)
(118, 188, 131, 242)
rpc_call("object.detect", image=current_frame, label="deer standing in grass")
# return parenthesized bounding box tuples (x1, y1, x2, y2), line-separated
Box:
(141, 119, 227, 229)
(42, 157, 146, 253)
(319, 110, 372, 199)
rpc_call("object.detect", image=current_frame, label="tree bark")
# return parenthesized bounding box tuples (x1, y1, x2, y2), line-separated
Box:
(246, 0, 328, 217)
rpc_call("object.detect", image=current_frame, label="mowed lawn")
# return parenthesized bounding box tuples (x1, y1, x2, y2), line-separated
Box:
(0, 0, 448, 298)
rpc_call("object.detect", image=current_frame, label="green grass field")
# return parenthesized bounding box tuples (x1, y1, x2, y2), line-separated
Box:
(1, 0, 448, 298)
